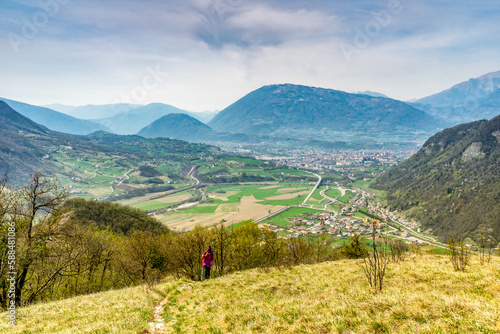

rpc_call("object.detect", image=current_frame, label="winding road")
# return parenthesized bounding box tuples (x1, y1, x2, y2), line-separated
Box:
(302, 172, 322, 205)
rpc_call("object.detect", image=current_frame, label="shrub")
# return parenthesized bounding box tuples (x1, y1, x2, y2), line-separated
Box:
(341, 233, 368, 259)
(448, 234, 470, 271)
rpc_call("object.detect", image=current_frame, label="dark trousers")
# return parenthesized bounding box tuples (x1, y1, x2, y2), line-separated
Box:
(203, 265, 211, 279)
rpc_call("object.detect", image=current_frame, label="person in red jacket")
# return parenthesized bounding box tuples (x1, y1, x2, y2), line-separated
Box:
(201, 246, 214, 279)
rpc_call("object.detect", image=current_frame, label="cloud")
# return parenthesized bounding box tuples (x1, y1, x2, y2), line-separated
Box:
(192, 3, 340, 47)
(0, 0, 499, 111)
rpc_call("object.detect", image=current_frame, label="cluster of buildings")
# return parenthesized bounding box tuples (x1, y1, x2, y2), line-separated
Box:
(259, 149, 414, 170)
(263, 212, 389, 239)
(367, 201, 421, 232)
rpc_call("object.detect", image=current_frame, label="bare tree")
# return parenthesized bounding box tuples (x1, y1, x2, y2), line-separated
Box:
(389, 240, 407, 263)
(479, 227, 487, 265)
(360, 222, 389, 293)
(12, 174, 69, 305)
(261, 227, 285, 267)
(212, 222, 230, 276)
(0, 174, 18, 308)
(448, 234, 470, 272)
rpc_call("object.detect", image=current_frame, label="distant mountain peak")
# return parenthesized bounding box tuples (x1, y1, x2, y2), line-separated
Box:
(414, 70, 500, 125)
(92, 103, 215, 135)
(0, 100, 48, 133)
(417, 70, 500, 107)
(137, 113, 215, 141)
(477, 70, 500, 80)
(354, 91, 389, 98)
(208, 84, 440, 144)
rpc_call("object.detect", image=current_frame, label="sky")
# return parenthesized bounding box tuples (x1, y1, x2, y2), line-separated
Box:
(1, 0, 499, 112)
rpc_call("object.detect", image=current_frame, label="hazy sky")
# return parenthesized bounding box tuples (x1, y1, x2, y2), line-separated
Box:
(1, 0, 499, 112)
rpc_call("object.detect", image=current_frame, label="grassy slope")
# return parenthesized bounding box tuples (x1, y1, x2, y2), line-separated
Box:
(2, 255, 500, 333)
(167, 255, 500, 333)
(0, 280, 187, 333)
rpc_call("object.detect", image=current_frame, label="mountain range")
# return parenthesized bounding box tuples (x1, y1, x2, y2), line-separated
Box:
(4, 71, 499, 149)
(45, 103, 141, 120)
(372, 114, 500, 242)
(208, 84, 441, 144)
(136, 76, 500, 147)
(0, 100, 63, 184)
(0, 101, 221, 186)
(90, 103, 218, 135)
(1, 98, 110, 135)
(3, 73, 500, 242)
(412, 71, 500, 125)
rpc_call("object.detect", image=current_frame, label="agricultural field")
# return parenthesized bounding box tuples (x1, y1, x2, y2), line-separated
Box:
(325, 188, 342, 199)
(157, 184, 317, 231)
(338, 190, 356, 203)
(121, 191, 196, 211)
(261, 207, 324, 227)
(304, 186, 327, 205)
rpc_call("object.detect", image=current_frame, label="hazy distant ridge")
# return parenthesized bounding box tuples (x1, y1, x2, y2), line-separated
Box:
(1, 98, 110, 135)
(414, 71, 500, 125)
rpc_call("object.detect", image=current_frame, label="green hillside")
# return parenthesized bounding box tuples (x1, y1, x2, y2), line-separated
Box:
(137, 113, 217, 142)
(0, 99, 226, 188)
(372, 114, 500, 242)
(209, 84, 442, 144)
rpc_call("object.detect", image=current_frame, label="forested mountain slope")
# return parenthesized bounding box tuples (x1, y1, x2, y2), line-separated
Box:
(372, 114, 500, 241)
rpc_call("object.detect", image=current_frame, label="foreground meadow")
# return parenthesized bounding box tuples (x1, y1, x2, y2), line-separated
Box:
(0, 280, 187, 333)
(1, 254, 499, 333)
(157, 254, 500, 333)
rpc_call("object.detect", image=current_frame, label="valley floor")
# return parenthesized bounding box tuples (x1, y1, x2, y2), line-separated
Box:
(2, 254, 499, 333)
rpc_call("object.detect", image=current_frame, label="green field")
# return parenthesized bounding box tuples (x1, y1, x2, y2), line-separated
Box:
(206, 184, 310, 205)
(338, 191, 355, 203)
(352, 179, 388, 203)
(174, 205, 218, 214)
(155, 183, 317, 229)
(223, 156, 266, 165)
(133, 200, 182, 211)
(305, 187, 326, 204)
(325, 188, 342, 198)
(354, 211, 371, 219)
(262, 207, 324, 227)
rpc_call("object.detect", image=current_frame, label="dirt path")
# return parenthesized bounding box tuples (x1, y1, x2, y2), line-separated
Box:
(146, 282, 194, 333)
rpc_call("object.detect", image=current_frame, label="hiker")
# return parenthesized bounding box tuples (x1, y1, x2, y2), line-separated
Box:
(201, 246, 214, 279)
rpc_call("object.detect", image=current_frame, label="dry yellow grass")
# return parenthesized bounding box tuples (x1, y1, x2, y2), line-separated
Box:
(156, 255, 500, 333)
(215, 203, 239, 213)
(259, 185, 280, 189)
(0, 280, 187, 333)
(2, 255, 499, 333)
(207, 190, 241, 202)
